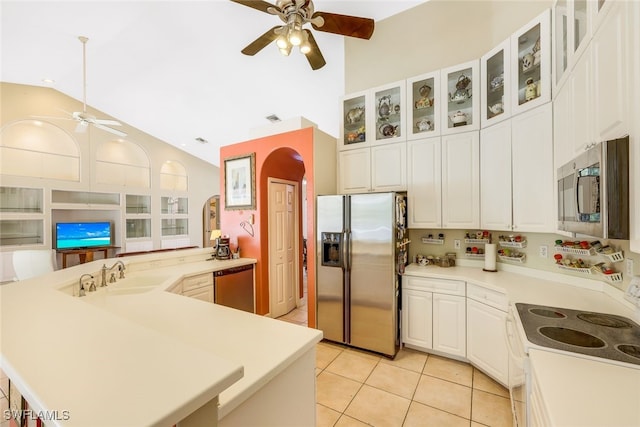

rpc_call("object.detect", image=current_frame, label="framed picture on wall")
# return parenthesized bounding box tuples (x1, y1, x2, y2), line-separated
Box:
(224, 153, 256, 210)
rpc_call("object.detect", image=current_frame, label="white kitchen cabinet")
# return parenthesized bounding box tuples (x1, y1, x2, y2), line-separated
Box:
(591, 0, 629, 142)
(553, 0, 570, 90)
(511, 9, 551, 116)
(467, 299, 509, 386)
(441, 131, 479, 229)
(182, 272, 214, 303)
(480, 120, 512, 230)
(402, 288, 433, 349)
(553, 0, 592, 92)
(569, 46, 593, 154)
(553, 78, 573, 169)
(441, 60, 480, 135)
(407, 71, 441, 139)
(511, 103, 555, 232)
(338, 142, 406, 194)
(183, 285, 214, 303)
(407, 137, 441, 228)
(401, 275, 465, 358)
(432, 293, 466, 358)
(340, 90, 369, 150)
(481, 38, 511, 128)
(630, 0, 640, 255)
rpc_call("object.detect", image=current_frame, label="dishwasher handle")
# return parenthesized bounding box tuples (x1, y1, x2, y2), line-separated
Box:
(214, 264, 254, 276)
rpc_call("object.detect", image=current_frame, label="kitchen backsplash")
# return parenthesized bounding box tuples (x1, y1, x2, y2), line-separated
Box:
(407, 229, 637, 291)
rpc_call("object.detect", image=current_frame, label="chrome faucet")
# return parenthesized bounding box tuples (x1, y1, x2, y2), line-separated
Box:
(78, 274, 93, 297)
(101, 261, 126, 286)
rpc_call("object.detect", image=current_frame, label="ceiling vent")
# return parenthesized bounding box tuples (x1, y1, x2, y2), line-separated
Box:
(265, 114, 282, 123)
(195, 137, 208, 144)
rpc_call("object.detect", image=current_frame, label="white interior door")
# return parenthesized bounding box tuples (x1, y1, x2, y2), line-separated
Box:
(269, 179, 298, 318)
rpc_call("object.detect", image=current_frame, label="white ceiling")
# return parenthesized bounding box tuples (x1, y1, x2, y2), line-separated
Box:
(1, 0, 427, 167)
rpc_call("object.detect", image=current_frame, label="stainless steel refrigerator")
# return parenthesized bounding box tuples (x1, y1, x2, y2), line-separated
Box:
(316, 192, 407, 358)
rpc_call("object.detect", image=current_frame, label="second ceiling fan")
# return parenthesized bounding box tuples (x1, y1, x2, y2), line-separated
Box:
(231, 0, 375, 70)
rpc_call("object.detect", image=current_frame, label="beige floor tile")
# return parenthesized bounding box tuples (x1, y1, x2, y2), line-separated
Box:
(316, 370, 362, 413)
(365, 363, 421, 399)
(403, 401, 470, 427)
(326, 350, 379, 383)
(472, 369, 509, 398)
(344, 346, 384, 363)
(316, 403, 341, 427)
(423, 354, 473, 387)
(413, 374, 472, 419)
(316, 368, 323, 376)
(471, 389, 513, 427)
(316, 342, 344, 370)
(381, 347, 428, 373)
(344, 384, 410, 427)
(334, 414, 370, 427)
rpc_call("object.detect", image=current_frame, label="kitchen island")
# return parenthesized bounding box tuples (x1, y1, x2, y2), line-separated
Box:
(0, 248, 322, 426)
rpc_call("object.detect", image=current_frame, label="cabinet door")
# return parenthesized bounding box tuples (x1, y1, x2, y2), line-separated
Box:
(441, 60, 480, 135)
(480, 120, 513, 230)
(442, 131, 479, 229)
(592, 1, 628, 141)
(481, 38, 511, 127)
(630, 0, 640, 255)
(432, 293, 466, 358)
(372, 81, 406, 145)
(570, 46, 593, 154)
(467, 299, 509, 386)
(338, 148, 371, 194)
(511, 103, 554, 232)
(340, 90, 369, 150)
(553, 79, 573, 169)
(371, 142, 407, 192)
(183, 285, 214, 303)
(511, 9, 551, 116)
(407, 71, 441, 139)
(407, 138, 442, 228)
(553, 0, 570, 90)
(402, 288, 433, 350)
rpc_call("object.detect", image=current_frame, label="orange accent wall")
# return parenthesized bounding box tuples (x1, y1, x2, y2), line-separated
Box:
(219, 127, 318, 328)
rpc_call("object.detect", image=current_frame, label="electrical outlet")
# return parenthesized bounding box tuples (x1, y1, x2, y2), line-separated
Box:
(627, 259, 635, 276)
(539, 245, 548, 258)
(454, 239, 461, 249)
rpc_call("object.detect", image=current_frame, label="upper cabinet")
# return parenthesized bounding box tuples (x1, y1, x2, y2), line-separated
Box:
(511, 9, 551, 116)
(339, 81, 406, 151)
(441, 60, 480, 135)
(407, 71, 441, 139)
(553, 0, 591, 91)
(481, 38, 511, 127)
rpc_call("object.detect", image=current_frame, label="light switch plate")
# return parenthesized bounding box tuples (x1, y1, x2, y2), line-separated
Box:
(539, 245, 548, 258)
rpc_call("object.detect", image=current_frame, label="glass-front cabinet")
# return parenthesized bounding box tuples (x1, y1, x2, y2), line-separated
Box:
(125, 194, 151, 240)
(481, 38, 511, 127)
(340, 90, 368, 150)
(372, 81, 406, 145)
(441, 60, 480, 135)
(406, 71, 440, 139)
(553, 0, 570, 88)
(0, 187, 45, 247)
(553, 0, 591, 91)
(511, 9, 551, 115)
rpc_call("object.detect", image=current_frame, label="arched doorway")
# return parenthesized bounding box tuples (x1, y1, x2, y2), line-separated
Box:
(202, 195, 220, 247)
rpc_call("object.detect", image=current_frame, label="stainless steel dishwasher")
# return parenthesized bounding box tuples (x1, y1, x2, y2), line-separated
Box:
(214, 264, 255, 313)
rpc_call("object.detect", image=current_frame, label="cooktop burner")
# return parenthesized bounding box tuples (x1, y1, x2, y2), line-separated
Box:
(516, 303, 640, 367)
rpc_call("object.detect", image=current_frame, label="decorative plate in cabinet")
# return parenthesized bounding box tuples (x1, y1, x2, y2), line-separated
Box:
(340, 90, 368, 150)
(372, 81, 406, 145)
(511, 8, 551, 115)
(441, 60, 480, 134)
(481, 38, 511, 127)
(407, 71, 440, 139)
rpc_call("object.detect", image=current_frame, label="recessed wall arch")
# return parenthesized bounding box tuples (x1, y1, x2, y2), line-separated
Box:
(160, 160, 188, 192)
(0, 119, 80, 181)
(96, 138, 151, 188)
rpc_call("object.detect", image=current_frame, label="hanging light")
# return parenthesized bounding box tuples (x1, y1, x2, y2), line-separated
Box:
(299, 30, 311, 54)
(279, 43, 293, 56)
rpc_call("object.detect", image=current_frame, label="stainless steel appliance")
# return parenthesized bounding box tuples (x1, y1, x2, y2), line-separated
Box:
(557, 136, 629, 238)
(316, 192, 407, 358)
(214, 264, 254, 313)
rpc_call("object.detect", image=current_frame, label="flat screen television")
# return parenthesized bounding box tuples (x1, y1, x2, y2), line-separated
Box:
(55, 221, 113, 250)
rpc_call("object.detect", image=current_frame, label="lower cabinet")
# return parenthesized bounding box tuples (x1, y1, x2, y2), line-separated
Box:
(181, 272, 214, 303)
(466, 282, 509, 386)
(401, 275, 466, 358)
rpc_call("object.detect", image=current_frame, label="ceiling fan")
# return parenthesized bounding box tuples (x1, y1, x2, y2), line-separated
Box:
(36, 36, 127, 137)
(231, 0, 375, 70)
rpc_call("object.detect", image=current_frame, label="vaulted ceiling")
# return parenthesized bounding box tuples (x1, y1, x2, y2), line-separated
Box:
(1, 1, 426, 166)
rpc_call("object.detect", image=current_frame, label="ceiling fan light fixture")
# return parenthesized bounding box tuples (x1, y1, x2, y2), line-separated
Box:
(276, 34, 289, 49)
(299, 30, 311, 54)
(279, 43, 292, 56)
(288, 26, 303, 46)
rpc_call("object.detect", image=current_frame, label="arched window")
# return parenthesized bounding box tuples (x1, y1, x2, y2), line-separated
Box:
(0, 120, 80, 181)
(96, 139, 150, 188)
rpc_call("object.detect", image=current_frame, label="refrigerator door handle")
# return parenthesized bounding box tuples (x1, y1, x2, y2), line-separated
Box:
(343, 230, 351, 270)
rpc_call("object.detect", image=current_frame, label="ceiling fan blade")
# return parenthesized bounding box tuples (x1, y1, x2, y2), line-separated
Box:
(94, 118, 122, 126)
(30, 115, 73, 122)
(75, 121, 88, 133)
(303, 30, 326, 70)
(230, 0, 279, 15)
(93, 123, 128, 137)
(311, 12, 375, 40)
(241, 26, 281, 56)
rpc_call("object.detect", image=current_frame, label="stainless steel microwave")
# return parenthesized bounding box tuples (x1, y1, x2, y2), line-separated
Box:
(557, 136, 629, 239)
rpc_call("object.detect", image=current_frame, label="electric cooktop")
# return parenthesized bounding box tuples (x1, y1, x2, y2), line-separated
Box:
(516, 303, 640, 367)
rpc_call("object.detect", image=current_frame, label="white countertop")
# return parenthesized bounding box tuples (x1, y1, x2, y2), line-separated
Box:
(0, 248, 322, 426)
(403, 262, 640, 426)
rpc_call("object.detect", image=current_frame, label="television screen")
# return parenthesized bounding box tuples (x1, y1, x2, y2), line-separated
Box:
(55, 222, 112, 250)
